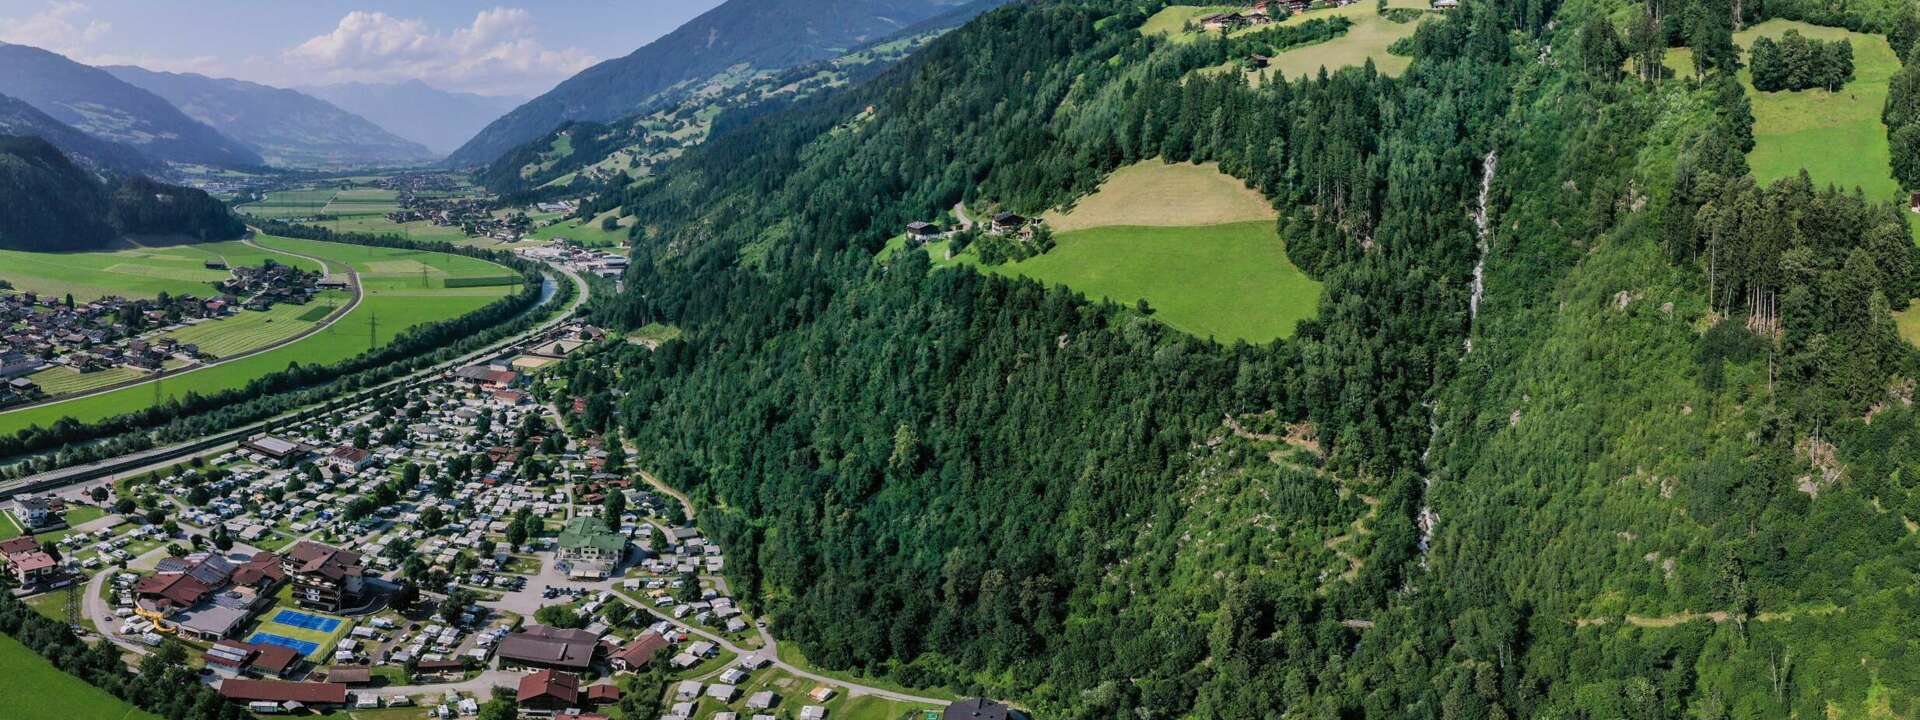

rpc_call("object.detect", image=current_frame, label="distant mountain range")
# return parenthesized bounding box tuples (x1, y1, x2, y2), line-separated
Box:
(105, 66, 436, 169)
(0, 93, 158, 178)
(299, 80, 525, 157)
(0, 42, 262, 168)
(445, 0, 992, 167)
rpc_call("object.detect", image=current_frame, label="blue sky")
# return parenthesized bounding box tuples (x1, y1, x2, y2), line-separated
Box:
(0, 0, 727, 96)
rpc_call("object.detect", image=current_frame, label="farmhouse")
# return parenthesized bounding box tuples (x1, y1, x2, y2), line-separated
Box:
(990, 212, 1027, 234)
(283, 540, 365, 612)
(517, 669, 581, 715)
(612, 631, 670, 671)
(905, 221, 941, 242)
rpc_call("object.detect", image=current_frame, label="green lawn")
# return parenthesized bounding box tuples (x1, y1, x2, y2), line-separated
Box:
(0, 633, 159, 720)
(0, 238, 320, 301)
(938, 221, 1320, 343)
(0, 234, 514, 434)
(0, 510, 21, 539)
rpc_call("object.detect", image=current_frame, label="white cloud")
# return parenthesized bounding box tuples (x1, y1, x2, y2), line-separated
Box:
(0, 1, 223, 74)
(0, 1, 110, 53)
(284, 7, 595, 95)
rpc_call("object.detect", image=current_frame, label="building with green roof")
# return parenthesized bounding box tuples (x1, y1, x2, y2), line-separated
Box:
(557, 517, 628, 563)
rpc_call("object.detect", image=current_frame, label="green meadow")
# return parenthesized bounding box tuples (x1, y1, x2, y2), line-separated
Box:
(0, 238, 321, 301)
(939, 221, 1321, 343)
(0, 634, 158, 720)
(526, 208, 634, 247)
(158, 290, 351, 358)
(0, 234, 514, 434)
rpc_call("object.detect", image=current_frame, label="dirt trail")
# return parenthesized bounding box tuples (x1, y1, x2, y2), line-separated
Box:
(1574, 605, 1843, 628)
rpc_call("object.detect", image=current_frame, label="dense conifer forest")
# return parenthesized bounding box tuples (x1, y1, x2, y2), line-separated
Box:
(544, 0, 1920, 716)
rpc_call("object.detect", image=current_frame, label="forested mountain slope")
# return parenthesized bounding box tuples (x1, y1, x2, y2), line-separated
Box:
(445, 0, 996, 167)
(554, 0, 1920, 717)
(0, 43, 261, 168)
(0, 136, 243, 251)
(0, 93, 158, 178)
(104, 66, 435, 168)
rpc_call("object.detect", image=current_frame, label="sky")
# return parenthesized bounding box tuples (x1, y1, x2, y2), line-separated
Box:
(0, 0, 728, 97)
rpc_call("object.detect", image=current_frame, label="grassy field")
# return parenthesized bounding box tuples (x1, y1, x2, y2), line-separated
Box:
(1139, 4, 1242, 38)
(27, 366, 149, 396)
(158, 291, 349, 358)
(1202, 0, 1434, 82)
(0, 510, 20, 539)
(0, 235, 514, 434)
(1042, 161, 1275, 231)
(0, 238, 321, 301)
(525, 208, 634, 247)
(941, 222, 1321, 342)
(1665, 22, 1902, 202)
(0, 634, 159, 720)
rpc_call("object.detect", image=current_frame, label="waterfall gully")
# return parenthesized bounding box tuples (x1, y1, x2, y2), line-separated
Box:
(1417, 150, 1498, 562)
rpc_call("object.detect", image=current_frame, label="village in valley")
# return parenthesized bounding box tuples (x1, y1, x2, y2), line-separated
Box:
(0, 318, 1001, 720)
(0, 257, 331, 408)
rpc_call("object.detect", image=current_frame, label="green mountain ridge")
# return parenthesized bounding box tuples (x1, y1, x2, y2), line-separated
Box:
(103, 66, 437, 169)
(0, 93, 158, 178)
(445, 0, 997, 167)
(0, 135, 243, 252)
(542, 0, 1920, 717)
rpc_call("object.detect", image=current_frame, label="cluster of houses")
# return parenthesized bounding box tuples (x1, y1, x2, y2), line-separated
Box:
(0, 292, 222, 382)
(214, 262, 328, 311)
(518, 240, 630, 279)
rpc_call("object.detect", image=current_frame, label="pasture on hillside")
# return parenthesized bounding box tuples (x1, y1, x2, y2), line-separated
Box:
(1665, 21, 1904, 209)
(0, 235, 516, 434)
(928, 160, 1320, 343)
(0, 634, 159, 720)
(526, 208, 635, 247)
(0, 237, 320, 301)
(1153, 0, 1434, 79)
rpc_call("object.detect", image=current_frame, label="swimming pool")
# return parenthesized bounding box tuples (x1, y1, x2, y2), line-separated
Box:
(271, 609, 341, 633)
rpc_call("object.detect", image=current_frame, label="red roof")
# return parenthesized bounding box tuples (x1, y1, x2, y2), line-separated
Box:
(250, 643, 302, 675)
(0, 537, 38, 555)
(134, 572, 212, 608)
(585, 684, 622, 702)
(517, 669, 580, 706)
(614, 632, 670, 668)
(218, 680, 348, 705)
(10, 551, 55, 572)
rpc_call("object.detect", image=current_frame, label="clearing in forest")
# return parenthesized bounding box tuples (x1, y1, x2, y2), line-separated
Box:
(1042, 161, 1275, 231)
(936, 161, 1318, 342)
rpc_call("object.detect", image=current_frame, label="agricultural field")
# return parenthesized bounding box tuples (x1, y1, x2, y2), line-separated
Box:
(1666, 22, 1905, 212)
(943, 222, 1320, 342)
(27, 366, 149, 397)
(1212, 0, 1435, 82)
(930, 162, 1319, 342)
(0, 235, 516, 434)
(158, 290, 351, 358)
(0, 238, 321, 301)
(0, 634, 159, 720)
(525, 208, 634, 247)
(1042, 161, 1275, 230)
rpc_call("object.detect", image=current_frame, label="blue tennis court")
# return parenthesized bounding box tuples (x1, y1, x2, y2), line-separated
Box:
(271, 609, 341, 632)
(248, 632, 320, 656)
